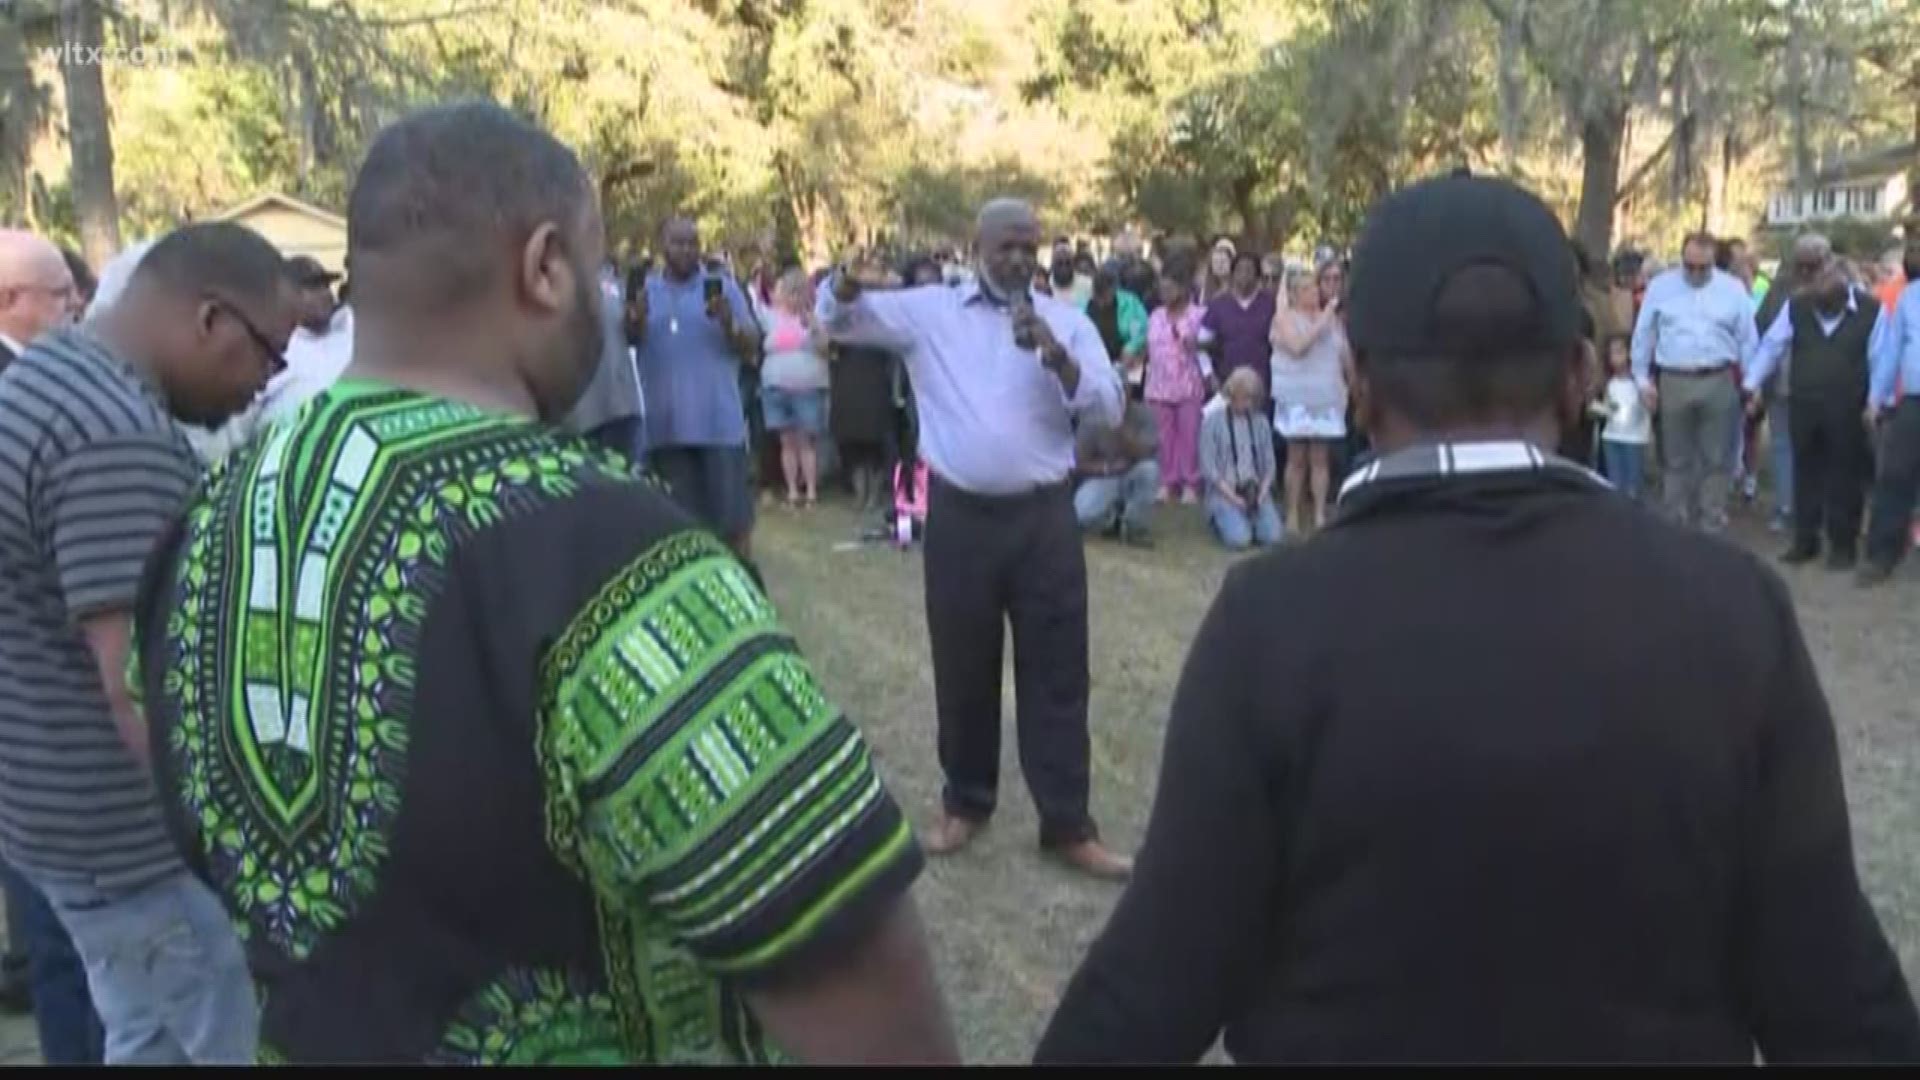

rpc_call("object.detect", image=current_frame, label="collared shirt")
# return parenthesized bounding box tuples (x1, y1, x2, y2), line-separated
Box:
(0, 332, 23, 358)
(633, 270, 756, 448)
(1630, 268, 1759, 387)
(1870, 280, 1920, 407)
(1037, 434, 1920, 1065)
(259, 305, 356, 424)
(818, 279, 1123, 495)
(1743, 287, 1890, 395)
(1337, 439, 1606, 505)
(0, 326, 199, 892)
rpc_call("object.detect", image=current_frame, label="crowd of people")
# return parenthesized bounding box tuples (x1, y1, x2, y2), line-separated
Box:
(0, 95, 1914, 1065)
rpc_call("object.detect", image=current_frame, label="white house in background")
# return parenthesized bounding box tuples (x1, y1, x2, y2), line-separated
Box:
(1766, 143, 1914, 228)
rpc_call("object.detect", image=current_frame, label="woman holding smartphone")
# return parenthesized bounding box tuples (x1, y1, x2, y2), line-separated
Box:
(1269, 268, 1352, 535)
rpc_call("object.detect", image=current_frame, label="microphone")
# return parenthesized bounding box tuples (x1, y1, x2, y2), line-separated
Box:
(1009, 289, 1036, 350)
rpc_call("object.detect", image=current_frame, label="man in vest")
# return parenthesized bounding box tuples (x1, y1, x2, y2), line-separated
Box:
(1743, 261, 1893, 569)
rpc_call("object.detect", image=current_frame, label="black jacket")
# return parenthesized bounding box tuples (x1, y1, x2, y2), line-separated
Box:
(1039, 464, 1920, 1064)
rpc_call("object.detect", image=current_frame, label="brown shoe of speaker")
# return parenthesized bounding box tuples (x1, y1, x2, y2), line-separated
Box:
(1048, 839, 1134, 882)
(920, 814, 982, 857)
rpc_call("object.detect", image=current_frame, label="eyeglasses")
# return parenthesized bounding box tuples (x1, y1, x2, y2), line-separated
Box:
(5, 281, 75, 302)
(213, 300, 286, 375)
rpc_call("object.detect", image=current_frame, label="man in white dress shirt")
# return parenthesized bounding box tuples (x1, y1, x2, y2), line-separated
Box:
(819, 199, 1133, 881)
(257, 255, 353, 424)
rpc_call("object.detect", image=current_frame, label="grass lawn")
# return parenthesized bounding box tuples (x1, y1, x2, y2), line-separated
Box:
(752, 495, 1920, 1065)
(0, 494, 1909, 1064)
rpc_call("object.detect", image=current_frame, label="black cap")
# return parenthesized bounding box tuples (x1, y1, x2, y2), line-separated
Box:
(1346, 174, 1579, 357)
(285, 255, 341, 288)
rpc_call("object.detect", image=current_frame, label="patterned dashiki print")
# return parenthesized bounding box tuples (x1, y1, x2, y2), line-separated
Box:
(132, 381, 922, 1064)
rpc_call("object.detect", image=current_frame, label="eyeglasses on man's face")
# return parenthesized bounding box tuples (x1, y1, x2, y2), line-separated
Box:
(212, 299, 287, 376)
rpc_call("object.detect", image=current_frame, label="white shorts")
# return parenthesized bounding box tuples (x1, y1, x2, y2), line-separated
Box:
(1274, 403, 1346, 440)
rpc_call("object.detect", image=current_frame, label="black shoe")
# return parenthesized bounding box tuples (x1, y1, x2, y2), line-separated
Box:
(0, 953, 31, 1015)
(1119, 524, 1155, 549)
(1856, 561, 1896, 588)
(1824, 548, 1857, 572)
(1778, 543, 1820, 566)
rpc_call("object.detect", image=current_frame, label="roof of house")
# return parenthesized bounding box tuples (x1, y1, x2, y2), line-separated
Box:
(1812, 142, 1917, 187)
(213, 191, 346, 228)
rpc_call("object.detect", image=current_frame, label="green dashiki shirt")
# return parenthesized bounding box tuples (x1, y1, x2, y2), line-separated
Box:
(132, 381, 922, 1064)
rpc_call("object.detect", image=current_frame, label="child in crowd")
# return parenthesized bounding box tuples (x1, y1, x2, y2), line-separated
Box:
(1145, 270, 1214, 504)
(1594, 332, 1650, 500)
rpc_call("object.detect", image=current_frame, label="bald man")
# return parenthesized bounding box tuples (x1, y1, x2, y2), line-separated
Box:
(0, 229, 79, 368)
(819, 199, 1133, 881)
(0, 228, 102, 1065)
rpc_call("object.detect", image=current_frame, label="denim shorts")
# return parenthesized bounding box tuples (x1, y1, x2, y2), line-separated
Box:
(762, 386, 827, 434)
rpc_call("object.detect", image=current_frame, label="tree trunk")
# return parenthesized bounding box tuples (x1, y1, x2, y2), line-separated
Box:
(59, 0, 119, 267)
(1574, 108, 1626, 259)
(1704, 131, 1731, 236)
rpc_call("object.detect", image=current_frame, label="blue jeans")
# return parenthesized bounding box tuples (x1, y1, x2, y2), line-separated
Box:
(1074, 460, 1160, 532)
(1207, 491, 1282, 550)
(0, 860, 102, 1064)
(1602, 440, 1647, 501)
(21, 869, 256, 1064)
(1769, 397, 1794, 520)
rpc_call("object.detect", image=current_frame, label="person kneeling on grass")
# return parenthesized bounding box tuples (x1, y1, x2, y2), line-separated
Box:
(1202, 367, 1281, 550)
(1074, 378, 1162, 546)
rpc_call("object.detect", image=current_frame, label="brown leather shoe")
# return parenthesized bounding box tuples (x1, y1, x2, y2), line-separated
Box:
(920, 814, 982, 857)
(1048, 839, 1133, 882)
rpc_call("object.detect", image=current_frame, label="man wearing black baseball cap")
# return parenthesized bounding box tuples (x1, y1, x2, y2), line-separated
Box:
(1037, 175, 1920, 1065)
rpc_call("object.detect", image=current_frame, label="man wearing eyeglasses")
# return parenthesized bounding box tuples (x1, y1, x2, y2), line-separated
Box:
(1630, 231, 1760, 533)
(0, 229, 106, 1066)
(0, 228, 79, 370)
(0, 221, 292, 1063)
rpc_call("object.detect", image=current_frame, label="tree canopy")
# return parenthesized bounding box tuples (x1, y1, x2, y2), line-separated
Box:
(2, 0, 1914, 266)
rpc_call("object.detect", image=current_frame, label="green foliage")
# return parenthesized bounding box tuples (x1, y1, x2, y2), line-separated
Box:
(5, 0, 1914, 264)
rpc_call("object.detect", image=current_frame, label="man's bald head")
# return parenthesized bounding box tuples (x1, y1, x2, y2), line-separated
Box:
(976, 199, 1037, 244)
(0, 229, 77, 346)
(973, 198, 1041, 298)
(1790, 233, 1834, 285)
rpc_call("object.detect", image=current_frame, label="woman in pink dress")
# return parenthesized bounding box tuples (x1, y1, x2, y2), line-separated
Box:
(1145, 269, 1215, 503)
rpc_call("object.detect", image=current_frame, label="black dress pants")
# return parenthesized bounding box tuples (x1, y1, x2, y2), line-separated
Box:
(923, 475, 1095, 847)
(1790, 394, 1872, 555)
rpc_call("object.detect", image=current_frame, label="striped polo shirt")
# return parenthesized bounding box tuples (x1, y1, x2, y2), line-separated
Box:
(0, 326, 200, 892)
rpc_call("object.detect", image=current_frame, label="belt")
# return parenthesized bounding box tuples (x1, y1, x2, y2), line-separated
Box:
(929, 473, 1070, 512)
(1656, 363, 1735, 378)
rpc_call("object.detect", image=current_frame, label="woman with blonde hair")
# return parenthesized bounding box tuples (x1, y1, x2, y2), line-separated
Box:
(760, 267, 830, 507)
(1269, 268, 1352, 533)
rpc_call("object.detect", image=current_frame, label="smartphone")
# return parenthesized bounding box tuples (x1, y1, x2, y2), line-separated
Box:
(703, 276, 724, 309)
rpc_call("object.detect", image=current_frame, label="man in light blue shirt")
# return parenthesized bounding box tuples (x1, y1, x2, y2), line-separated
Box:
(818, 198, 1132, 883)
(1860, 232, 1920, 585)
(1630, 232, 1758, 532)
(630, 217, 760, 556)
